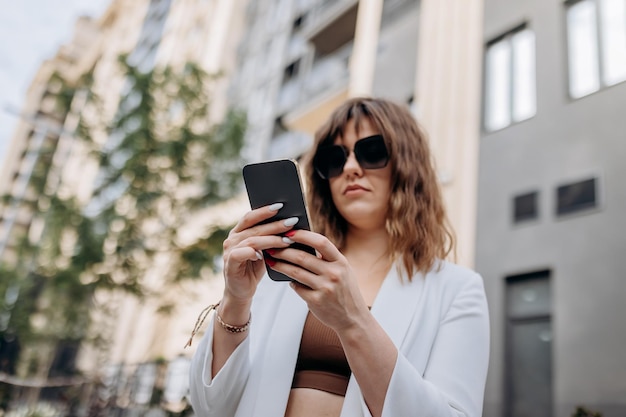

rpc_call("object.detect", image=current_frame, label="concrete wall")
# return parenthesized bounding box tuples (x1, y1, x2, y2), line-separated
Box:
(479, 0, 626, 416)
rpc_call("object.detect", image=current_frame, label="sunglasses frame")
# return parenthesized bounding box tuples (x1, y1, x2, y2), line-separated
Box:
(313, 134, 390, 179)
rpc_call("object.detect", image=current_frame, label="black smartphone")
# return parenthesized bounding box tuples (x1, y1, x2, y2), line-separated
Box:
(242, 159, 316, 281)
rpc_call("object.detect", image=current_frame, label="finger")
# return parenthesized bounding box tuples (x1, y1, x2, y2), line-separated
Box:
(224, 246, 264, 266)
(268, 256, 321, 289)
(239, 234, 292, 253)
(232, 215, 301, 246)
(289, 280, 315, 296)
(232, 202, 284, 233)
(268, 246, 321, 276)
(281, 229, 341, 262)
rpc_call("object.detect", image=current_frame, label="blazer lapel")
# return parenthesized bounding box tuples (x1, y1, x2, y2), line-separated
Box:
(342, 264, 425, 416)
(370, 264, 425, 347)
(250, 284, 308, 416)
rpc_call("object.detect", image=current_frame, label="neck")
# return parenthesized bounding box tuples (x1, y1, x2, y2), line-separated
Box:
(342, 226, 391, 266)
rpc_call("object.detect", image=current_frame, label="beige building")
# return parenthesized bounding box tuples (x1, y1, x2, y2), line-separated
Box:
(0, 15, 101, 266)
(68, 0, 251, 412)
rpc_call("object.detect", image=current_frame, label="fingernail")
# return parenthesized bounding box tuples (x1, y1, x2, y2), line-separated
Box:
(269, 203, 283, 211)
(285, 230, 296, 237)
(283, 217, 298, 227)
(266, 249, 276, 256)
(282, 237, 295, 244)
(255, 250, 263, 260)
(265, 258, 276, 267)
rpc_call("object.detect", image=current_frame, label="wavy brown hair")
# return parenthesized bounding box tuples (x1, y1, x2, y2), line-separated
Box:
(302, 97, 455, 279)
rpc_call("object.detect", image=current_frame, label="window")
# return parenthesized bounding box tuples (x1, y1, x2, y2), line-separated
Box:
(283, 59, 301, 83)
(292, 13, 307, 32)
(484, 25, 537, 132)
(556, 177, 598, 215)
(272, 116, 288, 139)
(566, 0, 626, 98)
(513, 191, 539, 223)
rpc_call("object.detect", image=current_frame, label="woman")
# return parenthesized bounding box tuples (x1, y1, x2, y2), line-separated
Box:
(189, 97, 490, 417)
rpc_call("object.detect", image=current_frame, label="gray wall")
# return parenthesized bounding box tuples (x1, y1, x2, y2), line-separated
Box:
(478, 1, 626, 416)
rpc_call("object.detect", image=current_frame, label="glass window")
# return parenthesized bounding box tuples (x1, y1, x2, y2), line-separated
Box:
(566, 0, 626, 98)
(484, 27, 536, 132)
(601, 0, 626, 85)
(513, 191, 539, 223)
(556, 177, 598, 215)
(512, 30, 537, 122)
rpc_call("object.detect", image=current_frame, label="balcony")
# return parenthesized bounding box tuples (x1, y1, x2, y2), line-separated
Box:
(267, 130, 313, 160)
(302, 0, 358, 55)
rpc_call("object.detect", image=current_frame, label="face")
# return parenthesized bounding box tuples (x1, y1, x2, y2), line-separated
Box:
(327, 118, 392, 232)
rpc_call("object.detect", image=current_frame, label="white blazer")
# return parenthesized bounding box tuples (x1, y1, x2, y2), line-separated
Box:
(189, 261, 490, 417)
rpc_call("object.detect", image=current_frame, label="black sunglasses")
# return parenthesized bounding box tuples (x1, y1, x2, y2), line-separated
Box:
(313, 134, 389, 179)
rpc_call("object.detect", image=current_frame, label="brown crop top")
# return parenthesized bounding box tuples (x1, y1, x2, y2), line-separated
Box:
(291, 311, 351, 396)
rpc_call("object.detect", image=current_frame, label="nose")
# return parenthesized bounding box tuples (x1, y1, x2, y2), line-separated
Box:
(342, 149, 362, 177)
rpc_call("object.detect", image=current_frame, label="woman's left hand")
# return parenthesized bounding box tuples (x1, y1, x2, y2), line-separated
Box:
(266, 229, 370, 332)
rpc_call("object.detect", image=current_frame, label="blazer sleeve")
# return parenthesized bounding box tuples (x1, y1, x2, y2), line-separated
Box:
(379, 272, 490, 417)
(188, 317, 251, 417)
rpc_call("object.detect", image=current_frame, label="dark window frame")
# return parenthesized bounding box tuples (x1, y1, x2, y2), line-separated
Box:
(513, 190, 540, 223)
(555, 177, 599, 216)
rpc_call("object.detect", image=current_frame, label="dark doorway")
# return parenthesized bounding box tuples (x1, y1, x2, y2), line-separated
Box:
(505, 270, 553, 417)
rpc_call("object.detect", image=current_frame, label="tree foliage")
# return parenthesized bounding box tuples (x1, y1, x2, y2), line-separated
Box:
(0, 55, 246, 378)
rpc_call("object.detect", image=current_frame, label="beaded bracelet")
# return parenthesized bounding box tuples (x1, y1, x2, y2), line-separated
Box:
(215, 309, 251, 333)
(184, 300, 251, 348)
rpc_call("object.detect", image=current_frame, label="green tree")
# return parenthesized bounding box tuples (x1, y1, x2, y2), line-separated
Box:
(0, 55, 246, 405)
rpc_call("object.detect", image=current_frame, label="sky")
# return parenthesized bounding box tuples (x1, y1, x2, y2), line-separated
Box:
(0, 0, 111, 172)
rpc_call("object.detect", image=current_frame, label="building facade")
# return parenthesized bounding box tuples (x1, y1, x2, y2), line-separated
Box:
(478, 0, 626, 416)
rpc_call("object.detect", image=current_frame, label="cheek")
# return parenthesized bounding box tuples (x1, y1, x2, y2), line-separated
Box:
(374, 170, 393, 197)
(328, 178, 342, 199)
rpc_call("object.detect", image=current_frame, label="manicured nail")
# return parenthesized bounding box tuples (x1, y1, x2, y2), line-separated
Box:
(282, 237, 295, 244)
(265, 258, 276, 267)
(269, 203, 283, 211)
(283, 217, 298, 227)
(266, 249, 276, 256)
(255, 250, 263, 260)
(285, 230, 296, 237)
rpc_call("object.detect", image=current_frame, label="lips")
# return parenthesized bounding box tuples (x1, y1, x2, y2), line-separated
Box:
(344, 184, 368, 194)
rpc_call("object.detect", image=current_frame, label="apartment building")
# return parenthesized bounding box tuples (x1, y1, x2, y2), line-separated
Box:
(70, 0, 250, 413)
(0, 16, 101, 267)
(477, 1, 626, 416)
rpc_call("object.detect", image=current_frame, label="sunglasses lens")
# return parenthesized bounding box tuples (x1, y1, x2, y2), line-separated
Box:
(314, 135, 389, 179)
(355, 135, 389, 169)
(314, 146, 347, 179)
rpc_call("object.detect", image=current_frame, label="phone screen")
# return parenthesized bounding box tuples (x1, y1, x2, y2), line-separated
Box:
(243, 159, 316, 281)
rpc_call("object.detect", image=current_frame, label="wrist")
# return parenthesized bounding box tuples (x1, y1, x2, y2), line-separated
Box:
(219, 294, 252, 323)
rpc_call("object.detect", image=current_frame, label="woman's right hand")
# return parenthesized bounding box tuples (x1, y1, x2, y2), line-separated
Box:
(221, 202, 296, 303)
